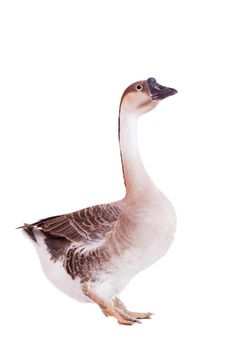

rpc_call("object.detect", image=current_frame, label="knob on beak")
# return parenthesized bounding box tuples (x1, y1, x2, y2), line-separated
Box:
(147, 77, 178, 100)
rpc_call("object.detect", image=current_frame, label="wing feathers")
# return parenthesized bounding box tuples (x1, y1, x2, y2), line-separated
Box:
(31, 202, 121, 244)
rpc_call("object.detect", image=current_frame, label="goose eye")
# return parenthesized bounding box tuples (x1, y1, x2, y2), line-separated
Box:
(136, 85, 143, 92)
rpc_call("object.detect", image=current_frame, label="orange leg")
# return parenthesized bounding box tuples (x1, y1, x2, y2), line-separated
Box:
(82, 283, 141, 325)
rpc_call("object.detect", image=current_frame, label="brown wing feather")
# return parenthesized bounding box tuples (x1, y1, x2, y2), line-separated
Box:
(31, 202, 121, 243)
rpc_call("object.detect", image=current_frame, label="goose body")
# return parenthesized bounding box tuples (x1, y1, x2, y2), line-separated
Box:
(21, 77, 177, 325)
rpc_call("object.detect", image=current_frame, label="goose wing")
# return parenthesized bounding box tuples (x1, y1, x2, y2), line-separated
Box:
(31, 202, 121, 243)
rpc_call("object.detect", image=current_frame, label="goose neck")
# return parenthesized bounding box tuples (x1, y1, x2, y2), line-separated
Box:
(119, 111, 155, 201)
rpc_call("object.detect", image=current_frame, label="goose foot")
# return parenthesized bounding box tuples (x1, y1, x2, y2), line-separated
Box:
(82, 283, 142, 325)
(101, 306, 141, 325)
(113, 297, 153, 320)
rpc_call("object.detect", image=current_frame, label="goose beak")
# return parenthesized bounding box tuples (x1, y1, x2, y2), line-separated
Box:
(147, 77, 178, 100)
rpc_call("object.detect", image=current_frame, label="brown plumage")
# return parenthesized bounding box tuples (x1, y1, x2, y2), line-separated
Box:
(29, 203, 122, 280)
(33, 203, 121, 242)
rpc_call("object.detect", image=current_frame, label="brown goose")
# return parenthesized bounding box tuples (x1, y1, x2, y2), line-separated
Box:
(21, 77, 177, 325)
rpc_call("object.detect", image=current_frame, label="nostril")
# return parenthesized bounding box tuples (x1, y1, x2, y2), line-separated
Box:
(169, 88, 178, 94)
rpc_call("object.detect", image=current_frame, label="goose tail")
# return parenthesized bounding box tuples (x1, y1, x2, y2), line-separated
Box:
(17, 223, 37, 242)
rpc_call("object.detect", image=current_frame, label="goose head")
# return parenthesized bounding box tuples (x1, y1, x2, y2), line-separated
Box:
(120, 77, 177, 116)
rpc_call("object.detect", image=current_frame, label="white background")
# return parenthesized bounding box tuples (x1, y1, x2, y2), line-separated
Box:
(0, 0, 232, 349)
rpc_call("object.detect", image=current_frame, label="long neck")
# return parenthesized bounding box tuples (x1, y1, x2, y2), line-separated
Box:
(119, 110, 156, 202)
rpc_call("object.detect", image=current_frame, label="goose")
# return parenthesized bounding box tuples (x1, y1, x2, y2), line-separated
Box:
(20, 77, 177, 325)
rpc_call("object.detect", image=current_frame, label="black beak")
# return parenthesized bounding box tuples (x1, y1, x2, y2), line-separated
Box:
(147, 77, 177, 100)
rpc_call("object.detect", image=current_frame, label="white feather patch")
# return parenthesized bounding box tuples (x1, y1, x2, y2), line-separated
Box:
(76, 238, 106, 255)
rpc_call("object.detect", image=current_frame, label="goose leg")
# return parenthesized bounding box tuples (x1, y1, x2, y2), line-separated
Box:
(113, 297, 153, 320)
(82, 283, 141, 325)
